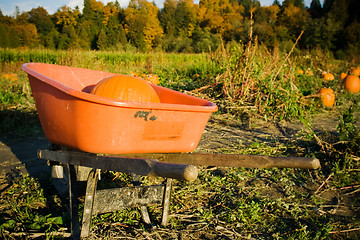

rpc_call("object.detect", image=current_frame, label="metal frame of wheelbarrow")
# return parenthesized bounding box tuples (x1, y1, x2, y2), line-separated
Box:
(38, 148, 320, 239)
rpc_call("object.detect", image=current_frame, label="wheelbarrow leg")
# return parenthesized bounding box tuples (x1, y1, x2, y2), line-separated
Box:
(161, 178, 172, 226)
(66, 164, 80, 239)
(131, 174, 152, 225)
(81, 169, 99, 238)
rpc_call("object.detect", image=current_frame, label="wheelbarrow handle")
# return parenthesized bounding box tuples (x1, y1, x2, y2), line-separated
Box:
(38, 150, 198, 181)
(148, 161, 198, 181)
(121, 153, 321, 169)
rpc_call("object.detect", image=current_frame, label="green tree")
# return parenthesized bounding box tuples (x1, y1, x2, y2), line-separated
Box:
(191, 27, 220, 52)
(80, 0, 106, 49)
(254, 4, 279, 26)
(9, 23, 39, 48)
(344, 21, 360, 58)
(238, 0, 260, 16)
(97, 29, 107, 50)
(309, 0, 322, 18)
(105, 14, 127, 49)
(253, 6, 278, 49)
(0, 24, 10, 48)
(174, 0, 198, 37)
(272, 0, 281, 6)
(124, 0, 163, 50)
(322, 0, 334, 13)
(8, 27, 20, 48)
(28, 7, 56, 47)
(278, 3, 310, 40)
(302, 18, 329, 49)
(326, 0, 350, 25)
(77, 21, 92, 49)
(159, 0, 177, 36)
(282, 0, 305, 9)
(54, 6, 80, 30)
(28, 7, 54, 34)
(43, 28, 58, 49)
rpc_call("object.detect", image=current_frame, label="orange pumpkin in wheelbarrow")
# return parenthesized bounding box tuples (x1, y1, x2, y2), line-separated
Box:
(90, 75, 160, 103)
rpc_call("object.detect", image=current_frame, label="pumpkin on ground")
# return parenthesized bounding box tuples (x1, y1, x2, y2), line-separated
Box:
(144, 74, 160, 85)
(318, 88, 335, 107)
(91, 75, 160, 103)
(343, 75, 360, 94)
(297, 69, 304, 74)
(322, 73, 334, 81)
(351, 67, 360, 77)
(340, 72, 347, 80)
(306, 70, 314, 76)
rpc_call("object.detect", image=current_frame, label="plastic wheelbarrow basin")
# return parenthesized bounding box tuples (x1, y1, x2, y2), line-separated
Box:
(22, 63, 217, 154)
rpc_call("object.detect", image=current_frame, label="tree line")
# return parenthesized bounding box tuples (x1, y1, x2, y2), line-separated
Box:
(0, 0, 359, 58)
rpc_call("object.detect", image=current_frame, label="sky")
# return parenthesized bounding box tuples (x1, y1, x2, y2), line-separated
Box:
(0, 0, 321, 17)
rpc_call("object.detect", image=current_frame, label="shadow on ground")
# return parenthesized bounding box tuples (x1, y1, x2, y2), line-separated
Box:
(0, 110, 51, 193)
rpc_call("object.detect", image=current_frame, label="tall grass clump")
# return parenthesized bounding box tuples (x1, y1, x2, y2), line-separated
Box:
(190, 31, 328, 122)
(311, 98, 360, 184)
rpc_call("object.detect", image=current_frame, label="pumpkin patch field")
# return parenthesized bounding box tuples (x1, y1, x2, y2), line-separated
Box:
(0, 47, 359, 239)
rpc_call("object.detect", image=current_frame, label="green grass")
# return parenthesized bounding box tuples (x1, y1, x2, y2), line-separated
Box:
(0, 70, 43, 136)
(0, 174, 65, 238)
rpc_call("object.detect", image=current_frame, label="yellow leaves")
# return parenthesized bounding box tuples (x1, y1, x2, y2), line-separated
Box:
(198, 0, 244, 35)
(263, 5, 280, 22)
(186, 23, 195, 37)
(143, 21, 164, 47)
(54, 6, 79, 27)
(125, 0, 163, 48)
(283, 4, 301, 18)
(278, 3, 310, 31)
(164, 0, 177, 9)
(11, 23, 39, 46)
(90, 0, 104, 12)
(267, 4, 280, 15)
(102, 4, 118, 25)
(198, 6, 207, 20)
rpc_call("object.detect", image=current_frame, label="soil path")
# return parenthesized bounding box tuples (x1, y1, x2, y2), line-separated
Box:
(197, 112, 340, 152)
(0, 135, 50, 185)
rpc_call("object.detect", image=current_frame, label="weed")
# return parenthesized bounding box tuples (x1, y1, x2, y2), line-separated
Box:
(337, 100, 360, 153)
(0, 174, 64, 238)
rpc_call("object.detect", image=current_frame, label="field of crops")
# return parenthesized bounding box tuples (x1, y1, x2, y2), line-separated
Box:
(0, 45, 359, 239)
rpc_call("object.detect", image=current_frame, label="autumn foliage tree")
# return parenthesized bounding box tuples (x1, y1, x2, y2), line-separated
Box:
(124, 0, 163, 50)
(0, 0, 359, 59)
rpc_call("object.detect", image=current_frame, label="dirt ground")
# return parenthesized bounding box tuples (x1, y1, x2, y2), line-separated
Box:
(0, 112, 358, 239)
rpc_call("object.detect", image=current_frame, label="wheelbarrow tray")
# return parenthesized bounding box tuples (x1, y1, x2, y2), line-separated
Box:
(22, 63, 217, 154)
